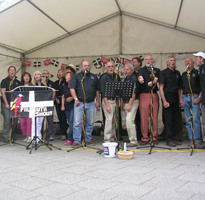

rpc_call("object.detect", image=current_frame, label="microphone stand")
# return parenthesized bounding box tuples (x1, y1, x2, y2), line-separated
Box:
(177, 66, 195, 156)
(67, 70, 101, 153)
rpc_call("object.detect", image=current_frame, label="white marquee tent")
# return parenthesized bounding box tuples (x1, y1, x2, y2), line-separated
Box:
(0, 0, 205, 132)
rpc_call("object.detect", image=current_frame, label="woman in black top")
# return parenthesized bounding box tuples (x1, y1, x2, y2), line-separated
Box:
(54, 69, 68, 140)
(61, 72, 74, 145)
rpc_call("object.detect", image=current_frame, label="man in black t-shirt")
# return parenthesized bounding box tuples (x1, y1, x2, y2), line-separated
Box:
(138, 55, 160, 145)
(0, 66, 21, 143)
(180, 58, 201, 147)
(99, 61, 121, 143)
(69, 61, 100, 148)
(122, 63, 139, 147)
(193, 52, 205, 149)
(159, 55, 181, 147)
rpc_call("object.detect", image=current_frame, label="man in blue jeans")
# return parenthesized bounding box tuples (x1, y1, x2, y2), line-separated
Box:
(69, 61, 100, 148)
(180, 57, 201, 147)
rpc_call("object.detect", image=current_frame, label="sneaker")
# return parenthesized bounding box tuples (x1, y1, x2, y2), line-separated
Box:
(166, 141, 176, 147)
(50, 136, 54, 141)
(140, 141, 148, 146)
(65, 141, 73, 145)
(72, 142, 80, 148)
(127, 143, 137, 147)
(23, 137, 28, 142)
(61, 135, 66, 141)
(27, 138, 31, 143)
(87, 141, 95, 146)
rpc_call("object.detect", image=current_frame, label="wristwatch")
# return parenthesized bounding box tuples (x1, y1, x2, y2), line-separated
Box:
(75, 98, 78, 101)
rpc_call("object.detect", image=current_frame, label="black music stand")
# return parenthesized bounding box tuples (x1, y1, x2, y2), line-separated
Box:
(103, 81, 135, 151)
(10, 86, 61, 154)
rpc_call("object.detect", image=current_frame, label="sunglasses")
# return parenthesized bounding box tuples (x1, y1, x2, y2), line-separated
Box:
(107, 65, 114, 68)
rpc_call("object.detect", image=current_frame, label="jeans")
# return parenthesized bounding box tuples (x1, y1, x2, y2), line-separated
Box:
(183, 94, 201, 142)
(73, 101, 95, 144)
(65, 109, 74, 142)
(1, 102, 18, 141)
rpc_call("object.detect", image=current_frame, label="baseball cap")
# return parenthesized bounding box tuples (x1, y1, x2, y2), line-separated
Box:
(193, 52, 205, 59)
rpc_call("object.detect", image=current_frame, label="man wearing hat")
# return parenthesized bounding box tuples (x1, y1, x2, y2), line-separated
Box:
(66, 64, 76, 75)
(193, 52, 205, 148)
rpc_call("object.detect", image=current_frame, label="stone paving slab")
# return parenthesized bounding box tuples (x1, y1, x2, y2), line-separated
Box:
(0, 134, 205, 199)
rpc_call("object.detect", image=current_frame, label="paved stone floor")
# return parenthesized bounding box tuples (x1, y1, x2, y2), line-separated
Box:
(0, 134, 205, 200)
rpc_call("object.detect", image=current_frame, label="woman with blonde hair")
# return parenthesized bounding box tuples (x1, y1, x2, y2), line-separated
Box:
(31, 71, 44, 142)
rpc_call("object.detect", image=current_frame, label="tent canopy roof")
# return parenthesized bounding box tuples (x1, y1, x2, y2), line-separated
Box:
(0, 0, 204, 57)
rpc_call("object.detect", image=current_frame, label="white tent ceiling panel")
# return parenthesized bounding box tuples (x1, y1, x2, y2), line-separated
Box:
(0, 1, 66, 51)
(122, 16, 205, 54)
(26, 17, 120, 58)
(31, 0, 118, 32)
(177, 0, 205, 35)
(118, 0, 181, 25)
(0, 46, 21, 58)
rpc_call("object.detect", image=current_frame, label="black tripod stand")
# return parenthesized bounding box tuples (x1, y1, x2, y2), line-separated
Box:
(100, 81, 135, 152)
(26, 117, 61, 154)
(137, 69, 171, 154)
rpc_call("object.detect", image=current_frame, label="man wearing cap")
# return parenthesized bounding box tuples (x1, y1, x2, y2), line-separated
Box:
(180, 58, 201, 147)
(193, 52, 205, 148)
(65, 64, 76, 75)
(138, 55, 160, 145)
(69, 61, 100, 148)
(159, 55, 181, 147)
(99, 61, 121, 143)
(122, 63, 139, 147)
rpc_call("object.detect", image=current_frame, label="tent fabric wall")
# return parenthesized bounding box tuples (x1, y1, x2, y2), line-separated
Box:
(25, 15, 205, 59)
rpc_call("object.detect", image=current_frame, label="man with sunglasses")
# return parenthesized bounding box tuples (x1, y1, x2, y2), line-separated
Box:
(99, 61, 121, 142)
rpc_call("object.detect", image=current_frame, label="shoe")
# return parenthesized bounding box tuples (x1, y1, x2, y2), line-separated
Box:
(153, 141, 158, 145)
(72, 142, 80, 148)
(194, 141, 201, 148)
(166, 141, 176, 147)
(23, 137, 28, 142)
(188, 140, 193, 146)
(65, 141, 73, 145)
(140, 141, 148, 146)
(197, 144, 205, 149)
(27, 138, 31, 143)
(57, 136, 62, 139)
(61, 135, 66, 141)
(87, 141, 95, 146)
(127, 143, 137, 147)
(3, 139, 9, 143)
(110, 138, 116, 142)
(173, 140, 182, 145)
(50, 136, 54, 141)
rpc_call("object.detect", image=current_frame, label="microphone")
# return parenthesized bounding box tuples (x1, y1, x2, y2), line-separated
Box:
(85, 69, 90, 74)
(186, 64, 190, 73)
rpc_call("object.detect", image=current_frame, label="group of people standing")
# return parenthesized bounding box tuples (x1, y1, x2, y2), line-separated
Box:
(1, 52, 205, 149)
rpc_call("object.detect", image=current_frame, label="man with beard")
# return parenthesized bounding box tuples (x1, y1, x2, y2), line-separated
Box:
(138, 55, 160, 145)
